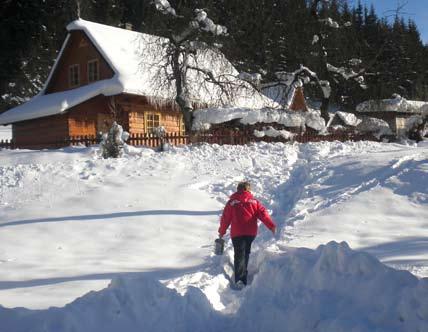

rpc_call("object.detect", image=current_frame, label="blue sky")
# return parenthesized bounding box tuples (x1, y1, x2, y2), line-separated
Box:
(356, 0, 428, 44)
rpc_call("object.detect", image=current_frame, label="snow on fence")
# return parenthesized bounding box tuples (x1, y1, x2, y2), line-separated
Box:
(0, 130, 377, 150)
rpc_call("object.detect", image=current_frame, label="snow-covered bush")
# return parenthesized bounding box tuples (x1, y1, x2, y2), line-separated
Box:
(356, 117, 392, 139)
(152, 126, 166, 138)
(336, 111, 362, 127)
(152, 126, 170, 152)
(100, 122, 129, 158)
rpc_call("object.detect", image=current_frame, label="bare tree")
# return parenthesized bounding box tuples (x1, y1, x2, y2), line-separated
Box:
(149, 1, 252, 133)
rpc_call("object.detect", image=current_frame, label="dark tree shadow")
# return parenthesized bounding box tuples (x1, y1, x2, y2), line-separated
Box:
(0, 209, 222, 228)
(359, 237, 428, 267)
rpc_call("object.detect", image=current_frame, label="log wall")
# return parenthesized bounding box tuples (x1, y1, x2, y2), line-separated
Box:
(45, 30, 114, 94)
(67, 96, 112, 136)
(12, 114, 69, 149)
(117, 94, 183, 134)
(11, 94, 183, 149)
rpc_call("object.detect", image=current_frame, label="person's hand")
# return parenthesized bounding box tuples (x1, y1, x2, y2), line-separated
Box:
(271, 227, 276, 236)
(218, 233, 223, 239)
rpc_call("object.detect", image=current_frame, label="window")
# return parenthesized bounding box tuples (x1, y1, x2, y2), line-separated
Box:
(146, 113, 160, 133)
(87, 59, 99, 83)
(78, 39, 89, 48)
(69, 64, 80, 87)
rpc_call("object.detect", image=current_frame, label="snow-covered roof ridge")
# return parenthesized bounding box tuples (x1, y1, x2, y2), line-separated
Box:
(0, 19, 274, 125)
(356, 94, 428, 114)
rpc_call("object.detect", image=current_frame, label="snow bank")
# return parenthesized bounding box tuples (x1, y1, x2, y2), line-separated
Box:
(192, 107, 325, 131)
(0, 276, 219, 332)
(2, 242, 427, 332)
(240, 241, 428, 332)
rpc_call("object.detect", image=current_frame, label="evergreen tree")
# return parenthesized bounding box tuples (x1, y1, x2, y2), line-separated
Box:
(0, 0, 72, 113)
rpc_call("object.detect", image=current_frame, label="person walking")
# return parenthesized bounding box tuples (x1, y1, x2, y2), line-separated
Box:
(218, 181, 276, 289)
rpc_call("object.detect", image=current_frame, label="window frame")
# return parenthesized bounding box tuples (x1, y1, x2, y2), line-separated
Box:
(68, 64, 80, 88)
(145, 112, 161, 133)
(87, 59, 100, 83)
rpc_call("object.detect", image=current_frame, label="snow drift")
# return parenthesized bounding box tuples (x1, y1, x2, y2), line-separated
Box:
(241, 241, 428, 332)
(1, 241, 427, 332)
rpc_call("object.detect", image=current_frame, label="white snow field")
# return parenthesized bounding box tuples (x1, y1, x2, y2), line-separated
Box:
(0, 140, 428, 331)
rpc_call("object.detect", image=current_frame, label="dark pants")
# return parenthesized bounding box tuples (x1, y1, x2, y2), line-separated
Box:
(232, 235, 255, 285)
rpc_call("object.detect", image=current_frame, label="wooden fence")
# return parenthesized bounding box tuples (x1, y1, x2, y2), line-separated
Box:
(0, 129, 377, 150)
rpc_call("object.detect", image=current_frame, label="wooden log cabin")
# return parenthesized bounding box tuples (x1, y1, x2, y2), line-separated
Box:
(0, 19, 273, 149)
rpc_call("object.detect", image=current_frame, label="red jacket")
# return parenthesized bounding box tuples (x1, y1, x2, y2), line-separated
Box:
(218, 190, 276, 238)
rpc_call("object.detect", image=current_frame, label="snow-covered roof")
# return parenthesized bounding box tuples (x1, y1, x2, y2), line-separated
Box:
(0, 19, 274, 125)
(192, 106, 326, 131)
(261, 83, 305, 110)
(0, 80, 122, 125)
(262, 85, 296, 108)
(356, 95, 428, 114)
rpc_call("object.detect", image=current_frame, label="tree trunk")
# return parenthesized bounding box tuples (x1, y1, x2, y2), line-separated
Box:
(172, 47, 193, 133)
(320, 97, 330, 124)
(176, 95, 193, 133)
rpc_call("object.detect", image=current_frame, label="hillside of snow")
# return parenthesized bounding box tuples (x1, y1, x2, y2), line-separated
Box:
(1, 141, 427, 331)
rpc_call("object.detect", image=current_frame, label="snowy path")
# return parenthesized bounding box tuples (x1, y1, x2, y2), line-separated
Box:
(161, 142, 428, 313)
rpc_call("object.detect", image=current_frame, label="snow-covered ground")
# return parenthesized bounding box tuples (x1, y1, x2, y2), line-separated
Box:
(1, 140, 428, 331)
